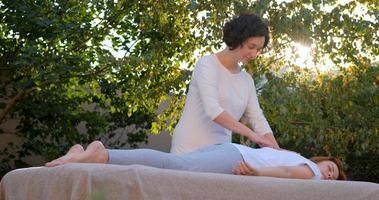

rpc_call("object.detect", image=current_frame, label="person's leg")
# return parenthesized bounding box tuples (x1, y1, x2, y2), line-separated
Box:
(108, 148, 179, 168)
(46, 141, 177, 168)
(172, 143, 243, 174)
(47, 142, 243, 174)
(109, 143, 243, 174)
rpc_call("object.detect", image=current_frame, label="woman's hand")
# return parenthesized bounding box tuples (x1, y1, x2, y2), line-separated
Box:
(233, 161, 259, 176)
(248, 133, 277, 149)
(213, 112, 280, 149)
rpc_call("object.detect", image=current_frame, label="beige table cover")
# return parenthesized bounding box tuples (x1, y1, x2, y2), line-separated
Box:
(1, 163, 378, 200)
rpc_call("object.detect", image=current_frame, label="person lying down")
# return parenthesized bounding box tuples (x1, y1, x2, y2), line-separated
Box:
(45, 141, 347, 180)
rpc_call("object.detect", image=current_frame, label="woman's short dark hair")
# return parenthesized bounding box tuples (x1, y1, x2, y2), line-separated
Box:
(222, 13, 270, 50)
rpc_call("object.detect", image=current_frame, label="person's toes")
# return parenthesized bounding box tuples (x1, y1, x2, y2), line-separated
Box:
(45, 161, 58, 167)
(45, 158, 58, 167)
(45, 154, 72, 167)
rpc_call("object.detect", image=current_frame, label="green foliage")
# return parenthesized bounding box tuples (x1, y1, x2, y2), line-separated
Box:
(258, 64, 379, 182)
(0, 0, 209, 175)
(0, 0, 378, 182)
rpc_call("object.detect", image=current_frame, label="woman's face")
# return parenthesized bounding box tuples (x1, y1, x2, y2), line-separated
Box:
(236, 36, 265, 64)
(317, 160, 339, 180)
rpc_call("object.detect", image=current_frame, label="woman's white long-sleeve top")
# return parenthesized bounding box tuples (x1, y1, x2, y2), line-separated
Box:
(170, 54, 272, 154)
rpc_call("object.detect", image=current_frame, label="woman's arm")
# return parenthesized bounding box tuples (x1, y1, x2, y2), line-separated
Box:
(263, 133, 279, 149)
(242, 78, 280, 148)
(233, 161, 314, 179)
(193, 61, 279, 149)
(214, 111, 278, 148)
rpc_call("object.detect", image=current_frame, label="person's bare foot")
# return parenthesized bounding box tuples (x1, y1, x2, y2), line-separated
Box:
(82, 141, 109, 164)
(45, 144, 84, 167)
(45, 141, 108, 167)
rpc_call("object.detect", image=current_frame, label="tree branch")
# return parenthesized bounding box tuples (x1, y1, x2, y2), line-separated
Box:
(0, 87, 36, 123)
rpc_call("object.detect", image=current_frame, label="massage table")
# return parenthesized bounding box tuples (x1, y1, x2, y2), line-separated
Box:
(1, 163, 378, 200)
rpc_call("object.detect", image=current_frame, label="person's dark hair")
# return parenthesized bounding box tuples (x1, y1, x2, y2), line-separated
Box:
(222, 13, 270, 50)
(310, 156, 347, 180)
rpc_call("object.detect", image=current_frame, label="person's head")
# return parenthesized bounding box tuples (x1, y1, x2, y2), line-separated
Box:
(310, 156, 347, 180)
(223, 13, 270, 50)
(222, 13, 270, 62)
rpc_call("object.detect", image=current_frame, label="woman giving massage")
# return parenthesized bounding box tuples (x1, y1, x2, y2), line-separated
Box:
(46, 141, 347, 180)
(46, 13, 347, 181)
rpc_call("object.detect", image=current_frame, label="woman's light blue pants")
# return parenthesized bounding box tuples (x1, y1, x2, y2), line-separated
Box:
(108, 143, 243, 174)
